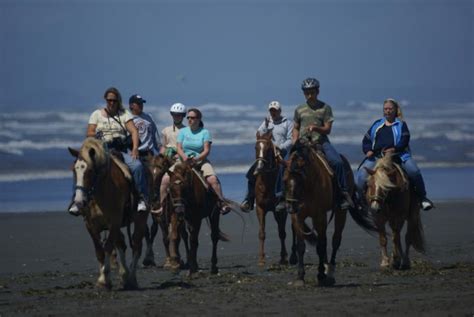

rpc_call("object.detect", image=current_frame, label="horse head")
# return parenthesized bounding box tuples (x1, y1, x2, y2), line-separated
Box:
(68, 137, 108, 215)
(365, 154, 398, 213)
(284, 142, 310, 214)
(149, 154, 174, 210)
(254, 131, 276, 175)
(168, 162, 193, 215)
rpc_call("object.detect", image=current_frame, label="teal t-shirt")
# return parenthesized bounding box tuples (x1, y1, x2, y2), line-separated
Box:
(177, 127, 212, 158)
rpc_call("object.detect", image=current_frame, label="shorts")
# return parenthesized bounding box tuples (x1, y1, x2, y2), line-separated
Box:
(169, 159, 216, 178)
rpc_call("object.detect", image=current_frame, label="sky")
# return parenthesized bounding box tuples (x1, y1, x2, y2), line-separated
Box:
(1, 0, 472, 111)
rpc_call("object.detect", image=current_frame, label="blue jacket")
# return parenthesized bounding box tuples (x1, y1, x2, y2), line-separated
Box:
(362, 118, 411, 162)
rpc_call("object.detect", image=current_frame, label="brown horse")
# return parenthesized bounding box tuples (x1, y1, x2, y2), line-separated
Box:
(365, 154, 425, 269)
(253, 131, 296, 266)
(167, 162, 229, 275)
(142, 154, 189, 268)
(285, 140, 377, 286)
(68, 137, 148, 289)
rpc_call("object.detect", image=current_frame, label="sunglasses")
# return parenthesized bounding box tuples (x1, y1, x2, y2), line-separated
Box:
(187, 116, 197, 120)
(106, 99, 118, 103)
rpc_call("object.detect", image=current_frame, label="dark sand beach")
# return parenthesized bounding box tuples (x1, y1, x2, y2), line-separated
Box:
(1, 201, 473, 316)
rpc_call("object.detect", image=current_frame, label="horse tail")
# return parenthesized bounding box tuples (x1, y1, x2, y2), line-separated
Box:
(347, 204, 378, 235)
(408, 202, 426, 253)
(292, 220, 317, 246)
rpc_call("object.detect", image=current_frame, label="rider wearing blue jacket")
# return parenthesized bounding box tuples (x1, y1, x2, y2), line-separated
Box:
(356, 98, 434, 211)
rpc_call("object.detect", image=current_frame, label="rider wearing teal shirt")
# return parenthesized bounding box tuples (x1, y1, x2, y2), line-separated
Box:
(177, 126, 212, 159)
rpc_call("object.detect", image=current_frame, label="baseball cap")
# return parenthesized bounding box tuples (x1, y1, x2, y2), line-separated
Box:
(129, 94, 146, 104)
(268, 101, 281, 111)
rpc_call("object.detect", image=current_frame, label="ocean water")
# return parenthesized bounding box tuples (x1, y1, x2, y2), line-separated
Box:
(0, 101, 473, 212)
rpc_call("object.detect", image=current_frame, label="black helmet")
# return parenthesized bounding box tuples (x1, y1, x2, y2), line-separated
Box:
(301, 77, 320, 90)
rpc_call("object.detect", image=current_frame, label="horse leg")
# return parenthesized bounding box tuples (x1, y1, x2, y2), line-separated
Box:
(188, 220, 202, 276)
(167, 214, 181, 272)
(273, 210, 288, 265)
(210, 214, 220, 274)
(390, 221, 404, 270)
(314, 215, 331, 286)
(256, 205, 266, 267)
(143, 216, 158, 267)
(292, 216, 306, 286)
(102, 226, 120, 290)
(115, 231, 130, 289)
(327, 208, 347, 283)
(289, 225, 298, 265)
(377, 222, 390, 269)
(180, 223, 190, 269)
(127, 212, 147, 289)
(86, 224, 111, 289)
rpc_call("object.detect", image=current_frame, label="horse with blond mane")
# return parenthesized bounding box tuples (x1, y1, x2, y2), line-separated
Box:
(364, 154, 425, 269)
(68, 137, 148, 289)
(285, 140, 377, 286)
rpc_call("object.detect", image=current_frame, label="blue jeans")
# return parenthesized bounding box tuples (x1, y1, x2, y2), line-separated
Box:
(123, 152, 149, 201)
(356, 156, 427, 198)
(321, 142, 348, 192)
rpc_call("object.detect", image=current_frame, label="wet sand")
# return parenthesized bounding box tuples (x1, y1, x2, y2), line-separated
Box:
(0, 201, 473, 316)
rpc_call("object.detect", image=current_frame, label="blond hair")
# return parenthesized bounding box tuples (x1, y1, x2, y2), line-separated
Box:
(384, 98, 403, 120)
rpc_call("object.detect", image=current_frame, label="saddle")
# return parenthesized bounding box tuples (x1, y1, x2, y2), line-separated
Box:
(308, 144, 334, 177)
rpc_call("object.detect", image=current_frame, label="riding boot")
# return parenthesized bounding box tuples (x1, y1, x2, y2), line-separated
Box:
(240, 180, 255, 211)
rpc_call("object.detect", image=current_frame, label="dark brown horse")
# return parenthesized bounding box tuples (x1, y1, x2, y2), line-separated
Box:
(253, 131, 296, 266)
(365, 154, 425, 269)
(142, 154, 189, 269)
(285, 140, 377, 286)
(68, 137, 147, 289)
(167, 162, 229, 275)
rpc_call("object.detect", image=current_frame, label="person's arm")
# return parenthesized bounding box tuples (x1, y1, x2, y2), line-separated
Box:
(395, 121, 410, 152)
(176, 142, 188, 161)
(87, 124, 97, 137)
(159, 131, 167, 154)
(195, 141, 211, 162)
(280, 120, 294, 154)
(362, 126, 373, 156)
(308, 121, 332, 135)
(125, 120, 139, 159)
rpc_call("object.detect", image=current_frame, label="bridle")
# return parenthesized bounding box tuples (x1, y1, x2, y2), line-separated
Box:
(255, 138, 279, 171)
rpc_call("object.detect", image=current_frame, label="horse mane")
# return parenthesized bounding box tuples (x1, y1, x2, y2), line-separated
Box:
(80, 137, 108, 167)
(373, 155, 397, 191)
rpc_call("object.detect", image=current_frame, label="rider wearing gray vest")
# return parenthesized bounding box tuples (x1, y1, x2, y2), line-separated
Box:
(240, 101, 293, 211)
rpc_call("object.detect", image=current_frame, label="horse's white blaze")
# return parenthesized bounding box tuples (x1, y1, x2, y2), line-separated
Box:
(73, 159, 87, 205)
(257, 141, 264, 158)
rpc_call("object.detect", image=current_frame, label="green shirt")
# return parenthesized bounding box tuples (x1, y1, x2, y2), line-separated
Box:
(293, 100, 334, 143)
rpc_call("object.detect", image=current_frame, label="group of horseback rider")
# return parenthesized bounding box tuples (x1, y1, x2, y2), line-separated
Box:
(68, 77, 434, 216)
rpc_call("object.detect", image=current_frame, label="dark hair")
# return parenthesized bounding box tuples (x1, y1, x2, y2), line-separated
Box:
(103, 87, 125, 113)
(188, 108, 204, 128)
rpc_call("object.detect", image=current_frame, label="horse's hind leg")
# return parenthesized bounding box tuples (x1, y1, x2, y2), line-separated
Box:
(210, 214, 220, 274)
(127, 212, 148, 289)
(327, 208, 347, 283)
(257, 206, 267, 266)
(273, 210, 288, 265)
(143, 216, 159, 267)
(390, 221, 404, 270)
(115, 231, 130, 288)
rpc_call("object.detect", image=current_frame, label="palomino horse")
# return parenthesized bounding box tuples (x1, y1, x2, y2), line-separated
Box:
(68, 137, 148, 289)
(142, 154, 189, 268)
(285, 140, 377, 286)
(365, 154, 425, 269)
(167, 162, 229, 275)
(253, 131, 296, 266)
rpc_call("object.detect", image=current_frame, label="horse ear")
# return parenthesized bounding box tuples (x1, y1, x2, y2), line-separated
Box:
(256, 131, 260, 139)
(364, 167, 376, 175)
(68, 147, 79, 158)
(89, 148, 96, 162)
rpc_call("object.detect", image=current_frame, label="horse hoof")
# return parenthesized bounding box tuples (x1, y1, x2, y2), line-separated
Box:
(289, 254, 298, 265)
(258, 260, 266, 267)
(142, 258, 156, 267)
(280, 259, 289, 266)
(292, 279, 305, 287)
(123, 279, 138, 290)
(210, 267, 218, 275)
(96, 281, 112, 290)
(319, 276, 335, 287)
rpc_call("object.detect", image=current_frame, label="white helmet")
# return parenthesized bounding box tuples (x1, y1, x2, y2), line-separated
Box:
(170, 103, 186, 114)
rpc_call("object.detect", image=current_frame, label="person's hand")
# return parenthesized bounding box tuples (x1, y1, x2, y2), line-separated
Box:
(131, 148, 139, 160)
(265, 117, 270, 128)
(383, 148, 395, 154)
(307, 124, 318, 133)
(366, 150, 374, 158)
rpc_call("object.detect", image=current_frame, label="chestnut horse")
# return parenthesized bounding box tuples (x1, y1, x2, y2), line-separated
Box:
(253, 131, 296, 266)
(167, 162, 230, 275)
(365, 154, 425, 269)
(142, 154, 189, 268)
(68, 137, 147, 289)
(285, 140, 377, 286)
